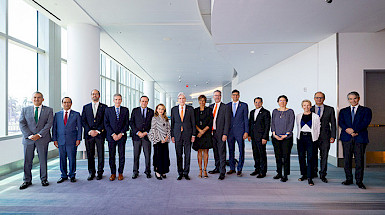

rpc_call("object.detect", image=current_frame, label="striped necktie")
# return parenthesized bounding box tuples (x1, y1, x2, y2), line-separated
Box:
(116, 107, 120, 120)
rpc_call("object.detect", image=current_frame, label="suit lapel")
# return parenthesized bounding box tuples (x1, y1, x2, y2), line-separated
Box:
(30, 106, 37, 127)
(353, 106, 363, 125)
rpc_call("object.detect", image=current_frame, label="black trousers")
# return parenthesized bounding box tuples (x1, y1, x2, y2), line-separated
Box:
(108, 138, 126, 175)
(251, 139, 267, 174)
(342, 139, 367, 183)
(272, 136, 293, 176)
(175, 136, 192, 176)
(153, 142, 170, 174)
(297, 134, 314, 179)
(313, 138, 331, 178)
(85, 137, 105, 176)
(212, 130, 227, 175)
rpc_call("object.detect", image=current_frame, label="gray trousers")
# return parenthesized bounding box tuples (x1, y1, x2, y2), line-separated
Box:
(23, 142, 49, 182)
(133, 139, 152, 174)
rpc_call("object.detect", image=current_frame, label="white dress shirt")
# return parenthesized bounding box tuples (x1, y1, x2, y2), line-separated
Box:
(63, 109, 71, 120)
(254, 107, 262, 121)
(314, 104, 324, 118)
(212, 102, 221, 130)
(92, 101, 99, 118)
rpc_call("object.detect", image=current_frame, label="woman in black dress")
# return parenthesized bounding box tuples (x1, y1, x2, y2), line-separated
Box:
(193, 95, 213, 178)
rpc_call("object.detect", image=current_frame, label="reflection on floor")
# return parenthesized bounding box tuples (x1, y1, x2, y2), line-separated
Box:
(0, 140, 385, 215)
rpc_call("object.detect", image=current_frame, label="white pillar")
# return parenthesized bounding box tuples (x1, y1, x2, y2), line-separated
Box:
(166, 95, 171, 116)
(160, 92, 166, 106)
(67, 23, 100, 153)
(144, 81, 155, 110)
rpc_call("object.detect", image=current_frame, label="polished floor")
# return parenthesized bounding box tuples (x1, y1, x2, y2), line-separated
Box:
(0, 141, 385, 215)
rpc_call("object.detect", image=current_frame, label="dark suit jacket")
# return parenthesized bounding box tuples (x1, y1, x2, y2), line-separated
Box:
(311, 104, 337, 140)
(227, 101, 249, 136)
(209, 102, 231, 137)
(338, 105, 372, 143)
(52, 110, 82, 146)
(104, 106, 129, 142)
(82, 102, 107, 140)
(171, 105, 197, 141)
(249, 107, 271, 141)
(130, 107, 154, 141)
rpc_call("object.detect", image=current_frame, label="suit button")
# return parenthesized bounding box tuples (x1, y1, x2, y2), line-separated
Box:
(94, 120, 96, 122)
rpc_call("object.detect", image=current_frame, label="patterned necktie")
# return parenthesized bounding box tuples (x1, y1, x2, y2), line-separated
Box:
(34, 107, 39, 124)
(232, 103, 236, 117)
(317, 107, 321, 117)
(351, 107, 355, 123)
(116, 107, 120, 120)
(64, 111, 68, 126)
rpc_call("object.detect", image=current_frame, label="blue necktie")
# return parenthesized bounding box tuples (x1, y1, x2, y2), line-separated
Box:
(351, 107, 355, 123)
(116, 107, 120, 120)
(232, 103, 236, 117)
(317, 107, 321, 117)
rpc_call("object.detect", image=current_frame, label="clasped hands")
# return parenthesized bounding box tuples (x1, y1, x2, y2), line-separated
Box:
(345, 128, 358, 137)
(137, 131, 148, 139)
(113, 133, 124, 141)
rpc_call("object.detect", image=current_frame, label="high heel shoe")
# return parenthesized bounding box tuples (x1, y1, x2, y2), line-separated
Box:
(155, 172, 162, 180)
(204, 169, 208, 178)
(199, 169, 202, 178)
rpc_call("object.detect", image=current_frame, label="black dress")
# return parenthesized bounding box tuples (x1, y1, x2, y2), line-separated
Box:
(193, 107, 213, 151)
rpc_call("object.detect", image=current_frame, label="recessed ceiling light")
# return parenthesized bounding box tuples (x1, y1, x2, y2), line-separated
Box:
(250, 50, 255, 54)
(163, 37, 171, 41)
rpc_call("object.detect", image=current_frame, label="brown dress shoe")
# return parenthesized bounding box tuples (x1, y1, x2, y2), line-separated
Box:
(227, 170, 236, 175)
(109, 174, 116, 181)
(118, 174, 124, 181)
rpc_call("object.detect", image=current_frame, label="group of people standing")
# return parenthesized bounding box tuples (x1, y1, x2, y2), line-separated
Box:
(18, 88, 372, 190)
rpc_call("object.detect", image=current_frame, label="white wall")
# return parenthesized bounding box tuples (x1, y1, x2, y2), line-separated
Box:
(338, 31, 385, 157)
(234, 34, 338, 164)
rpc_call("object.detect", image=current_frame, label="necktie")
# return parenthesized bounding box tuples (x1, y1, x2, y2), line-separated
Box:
(317, 107, 321, 117)
(34, 107, 39, 124)
(351, 107, 355, 123)
(116, 107, 120, 120)
(93, 103, 97, 118)
(64, 111, 68, 126)
(212, 104, 218, 130)
(181, 106, 184, 122)
(233, 103, 236, 117)
(142, 108, 145, 119)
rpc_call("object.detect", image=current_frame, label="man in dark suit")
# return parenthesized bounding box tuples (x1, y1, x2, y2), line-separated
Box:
(338, 91, 372, 189)
(171, 92, 196, 180)
(130, 96, 154, 179)
(82, 89, 107, 181)
(52, 97, 82, 183)
(19, 92, 53, 189)
(227, 89, 249, 176)
(310, 91, 336, 183)
(248, 97, 271, 178)
(104, 94, 129, 181)
(208, 90, 231, 180)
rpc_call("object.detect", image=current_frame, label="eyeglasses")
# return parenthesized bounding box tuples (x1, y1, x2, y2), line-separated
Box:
(314, 97, 324, 99)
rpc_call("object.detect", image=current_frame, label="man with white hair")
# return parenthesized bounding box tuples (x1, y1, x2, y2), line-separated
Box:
(171, 92, 197, 180)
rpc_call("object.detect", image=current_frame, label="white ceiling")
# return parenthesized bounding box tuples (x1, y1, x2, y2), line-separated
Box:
(32, 0, 385, 99)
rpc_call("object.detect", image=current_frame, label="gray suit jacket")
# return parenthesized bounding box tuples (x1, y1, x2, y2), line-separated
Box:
(311, 104, 336, 140)
(19, 105, 54, 145)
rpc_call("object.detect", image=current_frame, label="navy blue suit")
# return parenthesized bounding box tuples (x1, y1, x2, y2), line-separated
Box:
(338, 105, 372, 183)
(227, 101, 249, 172)
(130, 107, 154, 174)
(104, 106, 129, 175)
(52, 110, 82, 179)
(82, 102, 107, 176)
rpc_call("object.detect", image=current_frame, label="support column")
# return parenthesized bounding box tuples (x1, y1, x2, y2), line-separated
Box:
(160, 92, 166, 106)
(166, 95, 171, 116)
(144, 81, 155, 110)
(67, 23, 100, 153)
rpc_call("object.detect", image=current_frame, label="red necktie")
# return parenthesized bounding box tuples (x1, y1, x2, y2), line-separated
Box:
(64, 111, 68, 126)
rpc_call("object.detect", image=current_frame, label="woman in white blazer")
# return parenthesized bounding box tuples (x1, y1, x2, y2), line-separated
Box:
(296, 100, 320, 186)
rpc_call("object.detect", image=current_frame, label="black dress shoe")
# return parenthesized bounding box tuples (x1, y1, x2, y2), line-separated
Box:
(96, 174, 103, 180)
(41, 180, 49, 186)
(273, 174, 282, 179)
(298, 176, 307, 181)
(227, 170, 236, 175)
(256, 174, 266, 178)
(57, 177, 67, 183)
(146, 173, 152, 179)
(320, 177, 328, 183)
(218, 174, 225, 180)
(280, 176, 288, 182)
(184, 174, 190, 180)
(162, 174, 167, 179)
(177, 175, 183, 180)
(308, 179, 314, 186)
(342, 180, 353, 185)
(155, 174, 162, 180)
(132, 173, 138, 179)
(357, 182, 366, 189)
(19, 182, 32, 190)
(70, 177, 76, 183)
(208, 169, 220, 174)
(250, 170, 259, 176)
(87, 175, 95, 181)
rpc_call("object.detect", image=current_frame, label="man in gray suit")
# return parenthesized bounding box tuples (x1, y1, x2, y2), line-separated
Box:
(208, 90, 231, 180)
(19, 92, 54, 189)
(171, 92, 196, 180)
(311, 91, 336, 183)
